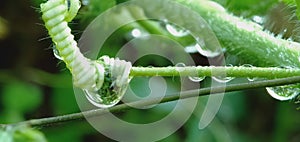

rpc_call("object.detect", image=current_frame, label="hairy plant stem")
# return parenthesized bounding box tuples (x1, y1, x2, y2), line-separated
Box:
(4, 76, 300, 128)
(175, 0, 300, 68)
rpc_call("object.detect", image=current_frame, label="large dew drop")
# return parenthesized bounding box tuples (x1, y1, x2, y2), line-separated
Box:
(84, 89, 121, 108)
(266, 84, 300, 101)
(84, 56, 132, 108)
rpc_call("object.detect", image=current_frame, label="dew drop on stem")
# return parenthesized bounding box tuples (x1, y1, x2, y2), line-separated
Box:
(251, 15, 264, 25)
(175, 62, 186, 72)
(212, 64, 235, 83)
(188, 76, 205, 82)
(242, 64, 258, 81)
(266, 84, 300, 101)
(84, 57, 132, 108)
(165, 23, 189, 37)
(212, 76, 234, 83)
(52, 45, 63, 60)
(194, 38, 222, 58)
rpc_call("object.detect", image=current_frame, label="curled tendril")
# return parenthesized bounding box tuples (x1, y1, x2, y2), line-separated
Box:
(40, 0, 132, 108)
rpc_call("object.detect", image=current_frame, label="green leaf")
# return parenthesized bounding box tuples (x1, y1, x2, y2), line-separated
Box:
(79, 0, 116, 25)
(0, 129, 13, 142)
(1, 81, 43, 113)
(295, 0, 300, 19)
(13, 127, 47, 142)
(51, 87, 80, 115)
(214, 0, 279, 17)
(282, 0, 300, 19)
(0, 110, 24, 124)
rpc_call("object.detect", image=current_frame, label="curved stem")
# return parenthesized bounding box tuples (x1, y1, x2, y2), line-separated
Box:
(6, 76, 300, 128)
(130, 66, 300, 79)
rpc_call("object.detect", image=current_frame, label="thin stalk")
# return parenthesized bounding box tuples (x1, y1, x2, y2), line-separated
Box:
(6, 76, 300, 128)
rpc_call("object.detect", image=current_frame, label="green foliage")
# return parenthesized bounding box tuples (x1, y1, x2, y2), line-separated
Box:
(13, 127, 47, 142)
(0, 127, 47, 142)
(79, 0, 116, 25)
(51, 87, 79, 115)
(213, 0, 279, 17)
(2, 81, 42, 113)
(0, 129, 13, 142)
(282, 0, 300, 19)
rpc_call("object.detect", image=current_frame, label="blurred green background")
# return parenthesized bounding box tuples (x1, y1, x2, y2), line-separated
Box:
(0, 0, 299, 141)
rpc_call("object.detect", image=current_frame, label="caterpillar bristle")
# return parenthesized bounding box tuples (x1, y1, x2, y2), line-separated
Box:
(264, 2, 300, 42)
(38, 36, 51, 42)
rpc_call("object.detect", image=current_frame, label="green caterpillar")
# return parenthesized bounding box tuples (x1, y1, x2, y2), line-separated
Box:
(40, 0, 98, 90)
(40, 0, 132, 108)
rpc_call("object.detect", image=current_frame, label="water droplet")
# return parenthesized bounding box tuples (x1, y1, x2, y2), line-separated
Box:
(211, 64, 235, 83)
(184, 45, 198, 53)
(84, 57, 132, 108)
(131, 28, 142, 38)
(188, 76, 205, 82)
(241, 64, 258, 81)
(175, 63, 186, 72)
(84, 89, 116, 108)
(212, 76, 234, 83)
(252, 16, 264, 25)
(52, 45, 63, 60)
(165, 24, 189, 37)
(247, 77, 257, 82)
(82, 0, 89, 5)
(266, 84, 300, 101)
(283, 29, 287, 33)
(194, 39, 221, 58)
(162, 19, 168, 24)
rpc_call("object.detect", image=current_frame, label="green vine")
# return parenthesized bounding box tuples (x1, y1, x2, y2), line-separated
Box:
(2, 0, 300, 140)
(40, 0, 300, 108)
